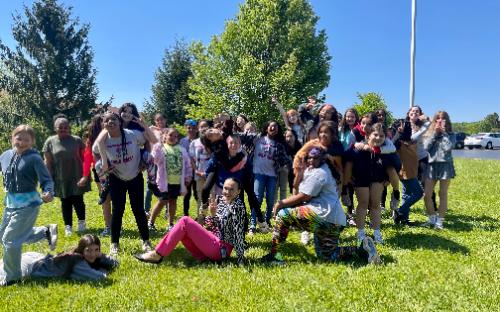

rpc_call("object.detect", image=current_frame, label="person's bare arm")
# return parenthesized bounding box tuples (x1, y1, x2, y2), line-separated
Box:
(96, 130, 109, 171)
(44, 152, 53, 177)
(271, 96, 291, 129)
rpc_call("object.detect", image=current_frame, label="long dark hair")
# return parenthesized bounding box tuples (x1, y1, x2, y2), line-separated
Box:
(86, 114, 103, 147)
(374, 108, 389, 127)
(199, 129, 215, 155)
(339, 108, 359, 134)
(119, 103, 143, 131)
(53, 234, 102, 277)
(103, 111, 128, 163)
(284, 129, 302, 157)
(260, 120, 285, 145)
(314, 104, 339, 126)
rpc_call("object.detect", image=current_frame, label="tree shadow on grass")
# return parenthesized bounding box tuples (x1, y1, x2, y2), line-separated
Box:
(385, 233, 469, 255)
(441, 214, 499, 232)
(17, 276, 114, 288)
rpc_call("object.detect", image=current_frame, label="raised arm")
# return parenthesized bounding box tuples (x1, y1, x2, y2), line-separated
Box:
(271, 96, 291, 129)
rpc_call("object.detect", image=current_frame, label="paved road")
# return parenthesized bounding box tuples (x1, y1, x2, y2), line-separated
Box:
(452, 149, 500, 160)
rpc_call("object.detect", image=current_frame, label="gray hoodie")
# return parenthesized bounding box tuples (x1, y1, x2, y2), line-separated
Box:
(423, 132, 456, 163)
(0, 148, 54, 195)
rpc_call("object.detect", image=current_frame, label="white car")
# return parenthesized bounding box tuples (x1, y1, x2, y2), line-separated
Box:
(464, 133, 500, 149)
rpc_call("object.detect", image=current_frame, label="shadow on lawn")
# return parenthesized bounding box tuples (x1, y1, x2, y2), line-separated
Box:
(385, 233, 469, 255)
(442, 214, 499, 232)
(18, 277, 114, 288)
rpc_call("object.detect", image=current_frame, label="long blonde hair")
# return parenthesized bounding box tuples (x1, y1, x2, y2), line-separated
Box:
(425, 111, 453, 138)
(11, 124, 36, 147)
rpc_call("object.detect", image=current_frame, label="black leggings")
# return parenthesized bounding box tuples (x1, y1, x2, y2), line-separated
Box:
(202, 172, 265, 223)
(183, 179, 197, 216)
(60, 195, 85, 226)
(109, 173, 149, 244)
(380, 186, 388, 207)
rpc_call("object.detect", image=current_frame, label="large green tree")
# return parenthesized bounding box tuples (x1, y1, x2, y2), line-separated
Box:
(142, 37, 195, 126)
(187, 0, 331, 127)
(0, 0, 107, 134)
(353, 92, 394, 125)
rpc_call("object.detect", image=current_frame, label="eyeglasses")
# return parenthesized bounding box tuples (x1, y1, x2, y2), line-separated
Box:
(187, 120, 197, 126)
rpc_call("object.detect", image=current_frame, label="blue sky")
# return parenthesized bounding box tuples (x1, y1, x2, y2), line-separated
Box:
(1, 0, 499, 122)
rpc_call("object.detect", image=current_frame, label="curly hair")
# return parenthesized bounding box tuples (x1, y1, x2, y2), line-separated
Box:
(86, 114, 103, 148)
(314, 104, 339, 125)
(260, 120, 285, 145)
(317, 120, 339, 141)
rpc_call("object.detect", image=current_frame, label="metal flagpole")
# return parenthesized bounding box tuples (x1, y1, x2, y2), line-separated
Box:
(410, 0, 417, 108)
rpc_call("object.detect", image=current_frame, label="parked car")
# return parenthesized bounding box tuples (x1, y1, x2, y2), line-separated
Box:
(453, 132, 468, 149)
(464, 133, 500, 149)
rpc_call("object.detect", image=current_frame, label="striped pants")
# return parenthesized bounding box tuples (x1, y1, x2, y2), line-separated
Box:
(271, 205, 356, 262)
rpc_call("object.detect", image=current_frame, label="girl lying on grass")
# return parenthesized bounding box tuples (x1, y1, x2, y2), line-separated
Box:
(0, 234, 119, 286)
(135, 177, 247, 266)
(260, 146, 381, 266)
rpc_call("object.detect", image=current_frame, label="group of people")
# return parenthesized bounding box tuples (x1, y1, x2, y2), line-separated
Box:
(0, 97, 456, 286)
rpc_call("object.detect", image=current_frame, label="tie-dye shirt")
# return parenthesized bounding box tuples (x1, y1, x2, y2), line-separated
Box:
(4, 191, 43, 208)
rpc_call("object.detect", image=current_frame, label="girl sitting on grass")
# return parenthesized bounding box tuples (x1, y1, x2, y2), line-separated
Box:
(0, 125, 57, 287)
(0, 234, 119, 286)
(420, 111, 456, 230)
(148, 128, 192, 233)
(135, 177, 247, 266)
(260, 146, 381, 266)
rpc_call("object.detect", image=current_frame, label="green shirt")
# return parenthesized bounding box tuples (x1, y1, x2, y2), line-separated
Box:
(42, 135, 91, 198)
(162, 144, 182, 185)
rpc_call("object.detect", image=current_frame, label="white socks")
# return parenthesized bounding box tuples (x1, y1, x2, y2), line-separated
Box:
(428, 214, 436, 224)
(357, 229, 366, 241)
(436, 217, 444, 226)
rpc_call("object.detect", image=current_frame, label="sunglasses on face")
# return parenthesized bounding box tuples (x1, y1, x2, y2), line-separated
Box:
(187, 120, 197, 126)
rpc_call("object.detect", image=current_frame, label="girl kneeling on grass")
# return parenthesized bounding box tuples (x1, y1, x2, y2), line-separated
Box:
(260, 146, 381, 266)
(0, 125, 57, 287)
(135, 177, 247, 265)
(420, 111, 456, 230)
(0, 234, 119, 286)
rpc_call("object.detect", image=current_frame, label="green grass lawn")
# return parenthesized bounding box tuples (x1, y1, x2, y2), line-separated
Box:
(1, 158, 500, 311)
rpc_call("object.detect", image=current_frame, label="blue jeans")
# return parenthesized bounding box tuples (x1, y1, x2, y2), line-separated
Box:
(252, 173, 277, 226)
(398, 178, 424, 221)
(0, 205, 47, 282)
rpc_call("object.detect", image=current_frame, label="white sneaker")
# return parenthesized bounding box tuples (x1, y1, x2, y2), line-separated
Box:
(65, 225, 73, 236)
(142, 240, 153, 252)
(166, 224, 173, 233)
(101, 226, 111, 236)
(258, 221, 271, 234)
(77, 220, 86, 232)
(301, 231, 311, 245)
(45, 224, 58, 251)
(109, 243, 120, 255)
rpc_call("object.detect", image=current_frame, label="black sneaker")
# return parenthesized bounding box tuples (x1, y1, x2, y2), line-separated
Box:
(148, 222, 157, 232)
(45, 224, 58, 251)
(393, 211, 403, 225)
(148, 182, 163, 198)
(260, 252, 285, 266)
(98, 187, 110, 205)
(401, 220, 416, 227)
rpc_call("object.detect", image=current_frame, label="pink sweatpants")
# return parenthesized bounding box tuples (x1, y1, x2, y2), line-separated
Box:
(155, 216, 233, 261)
